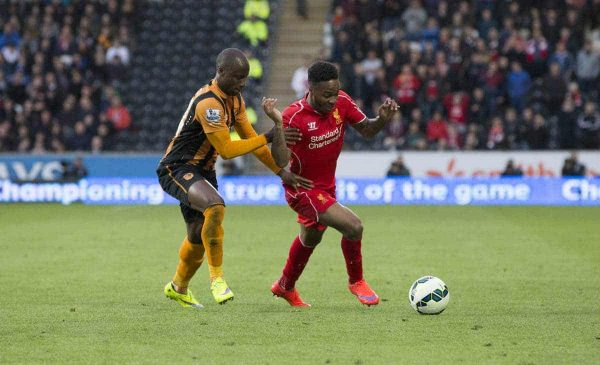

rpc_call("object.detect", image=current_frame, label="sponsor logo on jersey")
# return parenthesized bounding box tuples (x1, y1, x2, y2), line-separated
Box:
(183, 173, 194, 181)
(206, 109, 221, 123)
(307, 121, 318, 131)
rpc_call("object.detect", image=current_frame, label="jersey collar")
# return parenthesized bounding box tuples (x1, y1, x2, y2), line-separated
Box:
(301, 94, 323, 116)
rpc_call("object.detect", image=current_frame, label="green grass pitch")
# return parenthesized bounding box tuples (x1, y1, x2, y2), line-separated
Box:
(1, 204, 599, 364)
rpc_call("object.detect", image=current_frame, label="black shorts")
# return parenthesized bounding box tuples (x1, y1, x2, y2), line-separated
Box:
(156, 164, 220, 223)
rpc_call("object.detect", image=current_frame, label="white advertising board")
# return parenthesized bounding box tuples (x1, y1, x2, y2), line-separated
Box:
(336, 151, 600, 177)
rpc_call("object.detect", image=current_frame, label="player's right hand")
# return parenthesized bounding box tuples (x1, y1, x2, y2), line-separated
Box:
(277, 169, 313, 190)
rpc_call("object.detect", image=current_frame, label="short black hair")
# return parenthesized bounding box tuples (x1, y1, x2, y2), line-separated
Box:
(308, 61, 338, 84)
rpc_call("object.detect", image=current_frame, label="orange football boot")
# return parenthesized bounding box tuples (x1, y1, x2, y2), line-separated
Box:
(348, 279, 380, 306)
(271, 280, 311, 307)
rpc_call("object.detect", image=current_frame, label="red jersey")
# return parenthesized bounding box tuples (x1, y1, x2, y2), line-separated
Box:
(282, 90, 366, 191)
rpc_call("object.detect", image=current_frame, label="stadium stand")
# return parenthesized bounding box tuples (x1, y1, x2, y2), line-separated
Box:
(1, 0, 599, 154)
(0, 0, 280, 153)
(0, 0, 137, 153)
(324, 0, 600, 151)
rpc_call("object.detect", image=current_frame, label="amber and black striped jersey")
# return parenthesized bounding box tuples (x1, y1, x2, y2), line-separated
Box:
(160, 80, 271, 172)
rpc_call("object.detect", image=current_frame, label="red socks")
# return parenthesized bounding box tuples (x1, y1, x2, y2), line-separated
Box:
(341, 237, 363, 284)
(279, 236, 314, 290)
(279, 236, 364, 289)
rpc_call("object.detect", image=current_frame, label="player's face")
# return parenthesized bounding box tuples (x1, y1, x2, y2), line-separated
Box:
(218, 66, 249, 96)
(309, 79, 340, 114)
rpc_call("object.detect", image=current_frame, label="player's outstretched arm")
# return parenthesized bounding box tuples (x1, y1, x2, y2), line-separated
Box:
(205, 129, 267, 160)
(262, 97, 290, 168)
(351, 98, 399, 139)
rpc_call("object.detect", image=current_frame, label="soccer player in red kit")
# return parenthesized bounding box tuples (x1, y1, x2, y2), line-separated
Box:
(267, 61, 398, 307)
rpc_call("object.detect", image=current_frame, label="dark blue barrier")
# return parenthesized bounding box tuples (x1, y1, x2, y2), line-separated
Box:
(1, 177, 599, 206)
(0, 154, 161, 181)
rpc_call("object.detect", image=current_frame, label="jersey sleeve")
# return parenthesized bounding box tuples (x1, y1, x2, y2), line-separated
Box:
(195, 97, 228, 133)
(282, 104, 299, 129)
(339, 91, 367, 125)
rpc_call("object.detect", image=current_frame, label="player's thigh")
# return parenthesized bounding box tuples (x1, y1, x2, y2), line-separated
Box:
(187, 179, 224, 212)
(318, 203, 363, 237)
(157, 164, 221, 211)
(299, 224, 326, 247)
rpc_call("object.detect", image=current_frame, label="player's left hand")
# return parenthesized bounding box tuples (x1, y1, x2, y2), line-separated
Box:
(284, 128, 302, 145)
(377, 98, 398, 122)
(278, 169, 313, 190)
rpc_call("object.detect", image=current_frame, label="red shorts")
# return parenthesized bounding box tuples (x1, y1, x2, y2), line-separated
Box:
(284, 187, 337, 231)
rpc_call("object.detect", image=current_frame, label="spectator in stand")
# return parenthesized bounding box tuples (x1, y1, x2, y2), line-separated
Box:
(486, 116, 506, 150)
(525, 28, 549, 78)
(501, 159, 523, 177)
(221, 160, 243, 176)
(504, 107, 524, 150)
(483, 61, 504, 116)
(106, 39, 130, 66)
(561, 152, 586, 177)
(477, 8, 497, 40)
(575, 40, 600, 98)
(463, 124, 481, 150)
(106, 54, 128, 82)
(237, 15, 268, 47)
(506, 61, 531, 113)
(291, 55, 311, 99)
(0, 1, 135, 153)
(404, 120, 426, 150)
(386, 156, 411, 177)
(393, 65, 420, 117)
(525, 113, 549, 149)
(548, 42, 574, 81)
(357, 50, 383, 111)
(426, 110, 448, 148)
(244, 0, 270, 20)
(469, 88, 488, 124)
(542, 62, 567, 116)
(244, 49, 263, 84)
(443, 91, 469, 132)
(557, 98, 578, 149)
(576, 101, 600, 149)
(383, 113, 404, 150)
(402, 0, 427, 40)
(61, 157, 88, 182)
(68, 121, 92, 151)
(106, 95, 132, 131)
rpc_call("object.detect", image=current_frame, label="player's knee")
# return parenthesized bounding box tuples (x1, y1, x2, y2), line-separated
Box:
(345, 220, 363, 240)
(188, 232, 202, 244)
(301, 236, 321, 248)
(204, 203, 225, 225)
(186, 221, 204, 244)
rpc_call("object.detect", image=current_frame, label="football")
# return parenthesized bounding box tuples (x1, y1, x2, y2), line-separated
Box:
(408, 276, 450, 314)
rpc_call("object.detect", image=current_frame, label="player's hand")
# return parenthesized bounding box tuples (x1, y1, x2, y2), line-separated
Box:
(377, 98, 398, 122)
(284, 127, 302, 145)
(278, 169, 313, 190)
(262, 97, 282, 126)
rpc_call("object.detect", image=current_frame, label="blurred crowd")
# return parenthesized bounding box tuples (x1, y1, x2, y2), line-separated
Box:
(323, 0, 600, 151)
(0, 0, 135, 153)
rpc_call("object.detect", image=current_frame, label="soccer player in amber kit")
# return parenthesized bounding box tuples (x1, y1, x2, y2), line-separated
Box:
(267, 61, 398, 307)
(157, 48, 310, 308)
